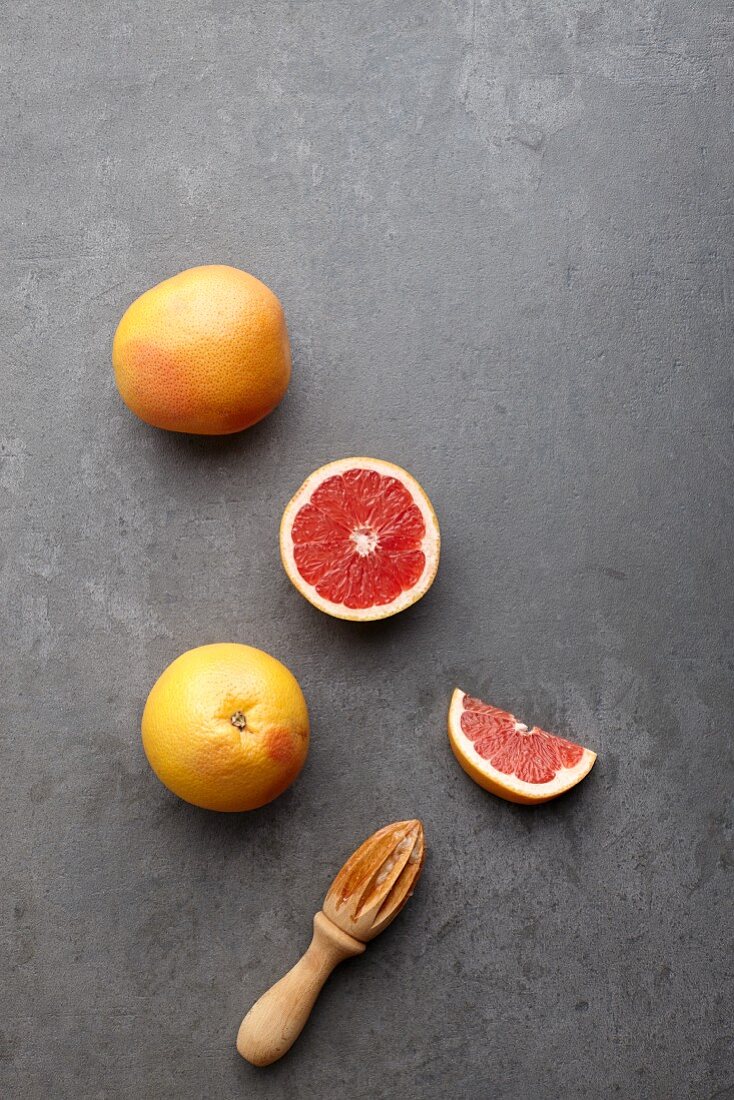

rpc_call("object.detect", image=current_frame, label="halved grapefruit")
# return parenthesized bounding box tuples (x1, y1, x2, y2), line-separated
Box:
(280, 457, 440, 621)
(448, 689, 596, 804)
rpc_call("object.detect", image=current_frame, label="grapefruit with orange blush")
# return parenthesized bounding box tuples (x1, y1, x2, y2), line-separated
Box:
(113, 264, 290, 435)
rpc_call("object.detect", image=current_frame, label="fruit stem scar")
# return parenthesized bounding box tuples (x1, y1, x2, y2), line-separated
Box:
(231, 710, 247, 730)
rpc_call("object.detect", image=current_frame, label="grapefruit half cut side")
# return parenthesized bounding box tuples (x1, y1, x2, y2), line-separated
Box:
(448, 689, 596, 804)
(280, 457, 440, 621)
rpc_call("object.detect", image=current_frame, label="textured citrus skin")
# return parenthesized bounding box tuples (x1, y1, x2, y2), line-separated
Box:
(141, 644, 309, 812)
(113, 265, 291, 435)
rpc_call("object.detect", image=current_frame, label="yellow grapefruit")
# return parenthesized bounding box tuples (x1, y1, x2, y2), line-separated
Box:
(142, 644, 309, 811)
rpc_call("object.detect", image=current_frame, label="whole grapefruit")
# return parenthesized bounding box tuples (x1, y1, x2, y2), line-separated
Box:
(141, 644, 309, 812)
(113, 265, 291, 434)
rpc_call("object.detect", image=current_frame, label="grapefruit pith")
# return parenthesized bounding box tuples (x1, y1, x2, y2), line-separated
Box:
(280, 457, 440, 621)
(448, 689, 596, 804)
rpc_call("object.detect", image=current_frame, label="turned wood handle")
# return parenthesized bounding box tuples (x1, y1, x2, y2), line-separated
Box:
(236, 911, 366, 1066)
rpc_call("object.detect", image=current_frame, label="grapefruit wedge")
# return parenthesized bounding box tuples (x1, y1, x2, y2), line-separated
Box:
(280, 457, 440, 621)
(448, 689, 596, 804)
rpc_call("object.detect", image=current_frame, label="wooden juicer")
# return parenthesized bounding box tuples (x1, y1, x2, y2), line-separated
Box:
(236, 819, 425, 1066)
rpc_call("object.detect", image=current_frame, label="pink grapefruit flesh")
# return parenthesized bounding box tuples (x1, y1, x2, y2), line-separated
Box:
(280, 457, 440, 621)
(448, 689, 596, 804)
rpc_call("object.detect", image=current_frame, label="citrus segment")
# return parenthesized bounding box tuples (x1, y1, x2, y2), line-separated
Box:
(280, 458, 440, 621)
(448, 689, 596, 804)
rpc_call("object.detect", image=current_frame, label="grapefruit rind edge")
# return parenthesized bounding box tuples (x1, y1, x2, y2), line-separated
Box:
(279, 456, 440, 622)
(448, 688, 596, 805)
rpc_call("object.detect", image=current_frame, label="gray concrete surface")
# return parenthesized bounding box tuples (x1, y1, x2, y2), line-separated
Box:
(2, 1, 732, 1097)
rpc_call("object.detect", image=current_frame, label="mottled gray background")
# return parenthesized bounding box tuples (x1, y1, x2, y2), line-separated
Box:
(2, 1, 732, 1098)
